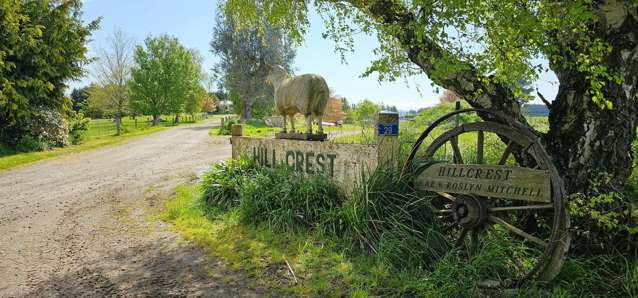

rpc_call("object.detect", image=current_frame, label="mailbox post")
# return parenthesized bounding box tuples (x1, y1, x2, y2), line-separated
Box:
(376, 111, 400, 170)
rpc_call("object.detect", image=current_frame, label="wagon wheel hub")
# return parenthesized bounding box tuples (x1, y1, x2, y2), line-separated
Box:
(452, 195, 487, 229)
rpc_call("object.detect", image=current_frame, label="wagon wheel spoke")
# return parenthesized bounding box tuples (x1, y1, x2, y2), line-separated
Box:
(450, 137, 464, 164)
(469, 230, 479, 256)
(488, 215, 548, 248)
(437, 192, 457, 202)
(488, 204, 553, 212)
(427, 200, 454, 214)
(498, 140, 514, 165)
(434, 208, 454, 214)
(476, 130, 484, 164)
(455, 227, 470, 248)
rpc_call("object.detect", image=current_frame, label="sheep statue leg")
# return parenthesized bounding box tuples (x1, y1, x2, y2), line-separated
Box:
(306, 115, 313, 135)
(290, 115, 296, 133)
(282, 114, 287, 133)
(316, 116, 324, 135)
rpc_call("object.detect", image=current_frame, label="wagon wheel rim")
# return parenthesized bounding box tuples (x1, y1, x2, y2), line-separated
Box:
(403, 111, 570, 287)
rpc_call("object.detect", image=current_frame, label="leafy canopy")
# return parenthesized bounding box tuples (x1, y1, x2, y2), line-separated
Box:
(224, 0, 630, 108)
(129, 35, 205, 118)
(0, 0, 98, 144)
(355, 99, 380, 125)
(211, 4, 296, 120)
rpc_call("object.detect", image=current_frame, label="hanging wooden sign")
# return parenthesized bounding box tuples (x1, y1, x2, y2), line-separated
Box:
(413, 164, 551, 202)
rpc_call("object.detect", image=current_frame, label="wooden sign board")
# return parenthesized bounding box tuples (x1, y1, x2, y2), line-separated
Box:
(231, 136, 387, 194)
(414, 164, 551, 202)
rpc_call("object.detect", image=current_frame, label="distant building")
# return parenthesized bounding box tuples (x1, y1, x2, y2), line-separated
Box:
(218, 100, 233, 114)
(323, 96, 346, 124)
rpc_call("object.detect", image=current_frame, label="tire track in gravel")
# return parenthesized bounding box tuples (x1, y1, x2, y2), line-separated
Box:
(0, 120, 274, 297)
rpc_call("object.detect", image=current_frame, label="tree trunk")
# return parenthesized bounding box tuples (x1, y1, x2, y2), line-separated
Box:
(543, 4, 638, 251)
(544, 72, 637, 253)
(240, 100, 253, 123)
(546, 0, 638, 194)
(547, 78, 638, 195)
(114, 115, 122, 136)
(152, 114, 160, 126)
(174, 114, 180, 124)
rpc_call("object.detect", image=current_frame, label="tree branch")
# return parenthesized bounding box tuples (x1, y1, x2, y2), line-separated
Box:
(536, 89, 552, 109)
(346, 0, 534, 129)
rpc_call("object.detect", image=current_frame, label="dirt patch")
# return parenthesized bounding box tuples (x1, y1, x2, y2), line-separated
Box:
(0, 121, 274, 297)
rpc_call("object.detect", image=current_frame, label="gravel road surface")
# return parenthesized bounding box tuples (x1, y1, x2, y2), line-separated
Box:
(0, 120, 271, 297)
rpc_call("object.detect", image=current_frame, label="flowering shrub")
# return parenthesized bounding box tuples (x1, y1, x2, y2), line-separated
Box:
(16, 107, 69, 151)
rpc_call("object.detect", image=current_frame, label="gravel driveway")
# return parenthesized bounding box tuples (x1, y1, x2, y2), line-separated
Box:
(0, 120, 270, 297)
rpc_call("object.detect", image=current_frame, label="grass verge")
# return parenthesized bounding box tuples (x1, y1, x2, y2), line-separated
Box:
(0, 125, 166, 171)
(161, 184, 386, 297)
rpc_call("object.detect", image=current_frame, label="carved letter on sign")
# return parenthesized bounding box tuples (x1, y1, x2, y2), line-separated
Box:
(413, 164, 551, 203)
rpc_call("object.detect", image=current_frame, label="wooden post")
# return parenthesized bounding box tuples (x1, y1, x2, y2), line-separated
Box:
(453, 100, 461, 163)
(230, 124, 243, 157)
(376, 111, 400, 171)
(231, 124, 243, 137)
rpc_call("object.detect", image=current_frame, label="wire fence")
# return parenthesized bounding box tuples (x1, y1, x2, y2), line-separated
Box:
(87, 113, 209, 138)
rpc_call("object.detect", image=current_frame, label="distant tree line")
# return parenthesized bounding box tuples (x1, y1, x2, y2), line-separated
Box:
(71, 32, 220, 133)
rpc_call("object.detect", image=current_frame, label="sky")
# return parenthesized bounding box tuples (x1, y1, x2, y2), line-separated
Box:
(74, 0, 558, 110)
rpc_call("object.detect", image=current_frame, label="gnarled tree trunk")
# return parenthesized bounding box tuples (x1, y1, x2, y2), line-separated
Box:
(546, 0, 638, 196)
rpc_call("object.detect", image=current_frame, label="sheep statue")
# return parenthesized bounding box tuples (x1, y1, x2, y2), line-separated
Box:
(266, 65, 329, 138)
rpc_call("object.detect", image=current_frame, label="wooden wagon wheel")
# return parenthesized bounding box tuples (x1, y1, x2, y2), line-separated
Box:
(403, 109, 570, 287)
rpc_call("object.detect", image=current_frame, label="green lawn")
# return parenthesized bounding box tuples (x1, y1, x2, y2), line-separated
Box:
(0, 114, 224, 172)
(210, 117, 362, 138)
(87, 114, 209, 139)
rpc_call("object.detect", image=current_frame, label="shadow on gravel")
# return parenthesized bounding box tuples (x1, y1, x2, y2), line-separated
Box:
(21, 241, 273, 298)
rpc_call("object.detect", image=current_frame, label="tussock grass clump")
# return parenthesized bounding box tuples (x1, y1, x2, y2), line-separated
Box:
(202, 157, 255, 209)
(202, 157, 345, 232)
(237, 165, 345, 232)
(200, 158, 450, 272)
(339, 168, 449, 271)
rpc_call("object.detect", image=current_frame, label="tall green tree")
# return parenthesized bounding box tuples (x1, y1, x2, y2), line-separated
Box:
(82, 84, 110, 119)
(210, 5, 296, 122)
(70, 86, 91, 112)
(355, 99, 380, 131)
(225, 0, 638, 250)
(129, 35, 204, 125)
(93, 29, 134, 135)
(0, 0, 98, 145)
(183, 49, 207, 117)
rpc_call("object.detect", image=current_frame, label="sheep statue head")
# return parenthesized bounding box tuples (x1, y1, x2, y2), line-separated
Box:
(266, 65, 329, 136)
